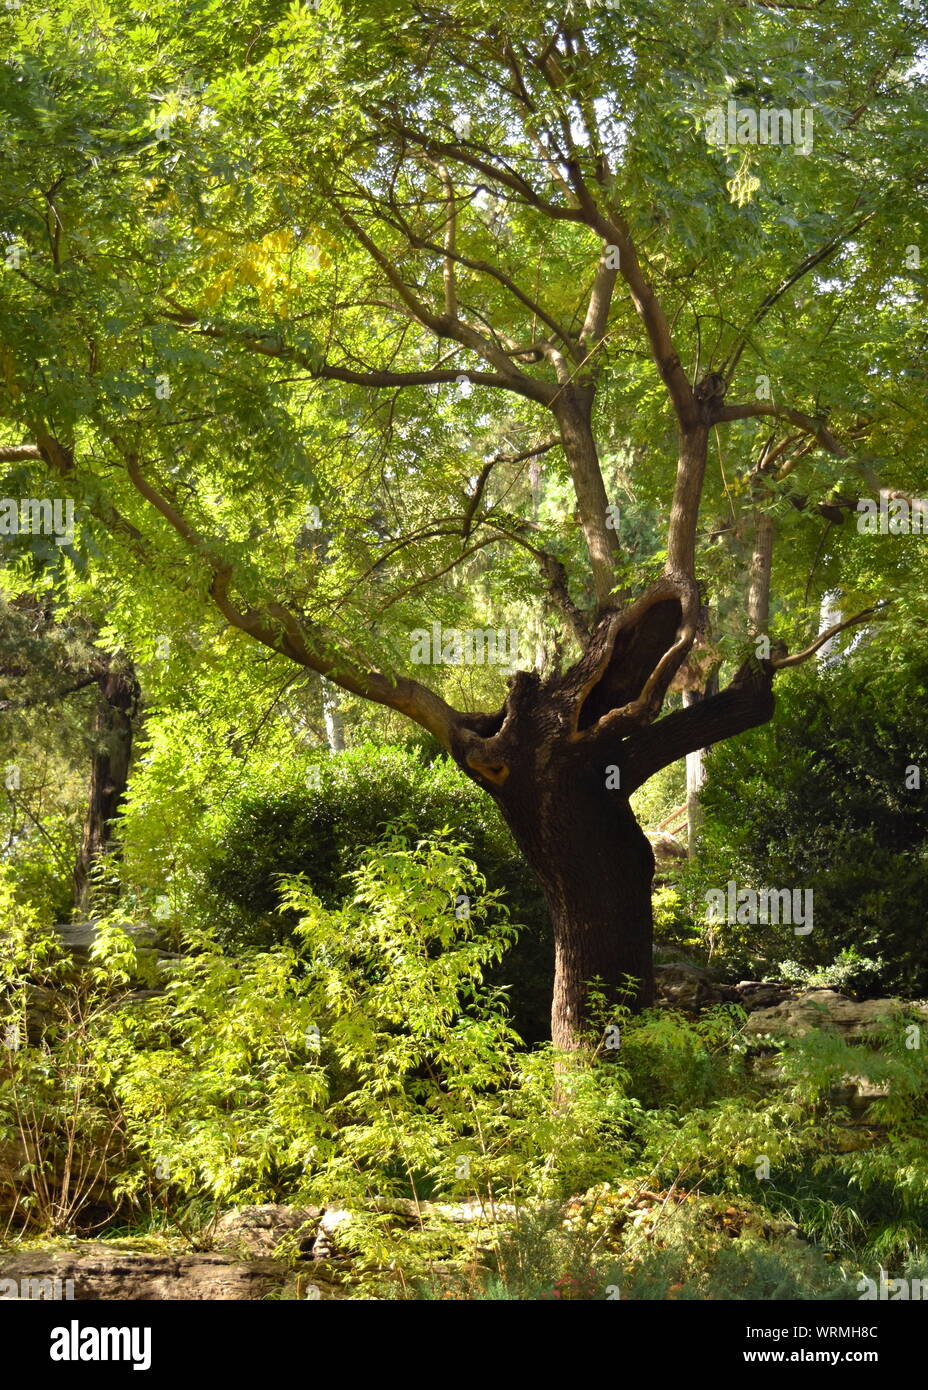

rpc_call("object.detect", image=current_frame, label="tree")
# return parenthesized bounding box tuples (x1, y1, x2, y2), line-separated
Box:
(0, 590, 139, 911)
(1, 0, 924, 1045)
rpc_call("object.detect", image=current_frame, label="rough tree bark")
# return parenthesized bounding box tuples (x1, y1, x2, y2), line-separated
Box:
(748, 511, 775, 638)
(447, 559, 779, 1048)
(452, 671, 659, 1038)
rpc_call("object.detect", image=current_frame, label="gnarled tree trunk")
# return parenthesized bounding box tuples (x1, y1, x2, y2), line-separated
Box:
(483, 733, 656, 1048)
(507, 788, 656, 1050)
(450, 558, 778, 1048)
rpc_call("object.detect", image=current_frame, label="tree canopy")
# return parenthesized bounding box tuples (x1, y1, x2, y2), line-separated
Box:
(1, 0, 926, 1043)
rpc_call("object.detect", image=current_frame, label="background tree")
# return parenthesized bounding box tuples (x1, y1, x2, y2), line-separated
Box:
(0, 591, 139, 912)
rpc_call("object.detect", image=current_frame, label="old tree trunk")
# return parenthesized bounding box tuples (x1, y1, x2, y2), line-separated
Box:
(449, 550, 778, 1050)
(489, 735, 658, 1045)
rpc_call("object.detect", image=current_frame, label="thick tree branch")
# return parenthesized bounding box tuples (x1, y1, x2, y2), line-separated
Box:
(0, 445, 42, 462)
(0, 674, 100, 713)
(620, 599, 888, 790)
(580, 250, 618, 349)
(377, 118, 588, 226)
(747, 510, 774, 636)
(665, 424, 710, 578)
(715, 401, 846, 456)
(120, 452, 465, 748)
(164, 309, 547, 400)
(563, 190, 696, 424)
(621, 660, 777, 792)
(435, 162, 458, 319)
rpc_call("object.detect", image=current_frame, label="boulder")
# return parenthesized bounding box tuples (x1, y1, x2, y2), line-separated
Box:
(213, 1204, 321, 1258)
(0, 1245, 287, 1300)
(655, 962, 738, 1011)
(733, 980, 793, 1011)
(743, 988, 928, 1039)
(48, 922, 181, 976)
(646, 830, 687, 880)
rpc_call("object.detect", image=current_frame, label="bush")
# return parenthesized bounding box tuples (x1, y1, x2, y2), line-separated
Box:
(0, 874, 137, 1233)
(685, 651, 928, 994)
(6, 833, 928, 1291)
(202, 745, 554, 1041)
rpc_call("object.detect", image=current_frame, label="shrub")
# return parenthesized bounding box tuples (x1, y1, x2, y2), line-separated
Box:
(685, 652, 928, 994)
(6, 831, 927, 1292)
(202, 745, 554, 1040)
(0, 873, 136, 1233)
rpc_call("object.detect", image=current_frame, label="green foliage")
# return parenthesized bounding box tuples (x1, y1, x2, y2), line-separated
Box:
(4, 827, 928, 1292)
(0, 871, 138, 1232)
(204, 746, 521, 932)
(778, 950, 886, 994)
(686, 650, 928, 992)
(103, 834, 523, 1212)
(616, 1230, 852, 1302)
(200, 745, 554, 1041)
(615, 1005, 747, 1110)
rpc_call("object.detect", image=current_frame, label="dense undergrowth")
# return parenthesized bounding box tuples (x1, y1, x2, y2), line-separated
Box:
(2, 832, 926, 1300)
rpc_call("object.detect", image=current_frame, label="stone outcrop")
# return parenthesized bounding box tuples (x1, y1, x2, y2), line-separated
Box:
(646, 831, 687, 880)
(0, 1245, 287, 1300)
(214, 1204, 322, 1258)
(742, 988, 928, 1039)
(654, 961, 739, 1010)
(654, 964, 928, 1042)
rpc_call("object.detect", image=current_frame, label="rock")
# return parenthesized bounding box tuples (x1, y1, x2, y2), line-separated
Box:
(368, 1196, 519, 1225)
(733, 980, 793, 1010)
(654, 962, 738, 1011)
(213, 1207, 363, 1290)
(646, 831, 687, 880)
(646, 831, 687, 862)
(318, 1207, 353, 1237)
(0, 1245, 287, 1301)
(841, 1075, 892, 1102)
(830, 1075, 892, 1119)
(52, 922, 162, 954)
(214, 1204, 321, 1258)
(308, 1207, 355, 1257)
(743, 989, 928, 1039)
(48, 922, 181, 977)
(418, 1200, 519, 1225)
